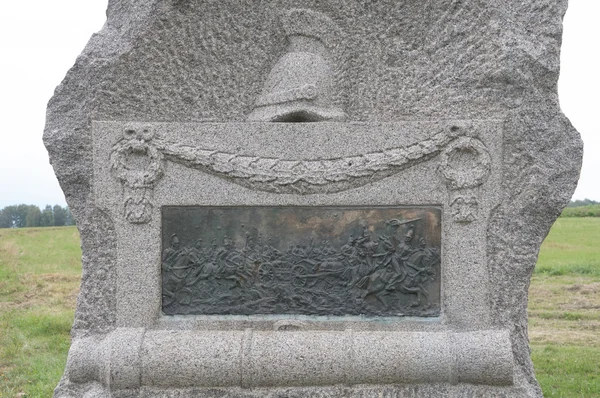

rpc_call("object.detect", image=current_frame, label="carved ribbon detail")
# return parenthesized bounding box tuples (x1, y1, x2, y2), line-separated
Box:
(110, 127, 491, 224)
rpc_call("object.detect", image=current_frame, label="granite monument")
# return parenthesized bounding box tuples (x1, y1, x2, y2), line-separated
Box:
(45, 1, 582, 397)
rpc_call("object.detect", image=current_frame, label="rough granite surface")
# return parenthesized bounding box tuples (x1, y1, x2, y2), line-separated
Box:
(44, 1, 582, 397)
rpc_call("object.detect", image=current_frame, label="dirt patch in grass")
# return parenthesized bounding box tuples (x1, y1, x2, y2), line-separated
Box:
(529, 280, 600, 312)
(543, 242, 573, 250)
(40, 273, 81, 283)
(529, 279, 600, 349)
(1, 269, 80, 313)
(530, 327, 600, 346)
(579, 283, 600, 294)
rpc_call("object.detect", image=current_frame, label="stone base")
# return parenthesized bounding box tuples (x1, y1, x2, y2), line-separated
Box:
(58, 382, 530, 398)
(55, 328, 526, 397)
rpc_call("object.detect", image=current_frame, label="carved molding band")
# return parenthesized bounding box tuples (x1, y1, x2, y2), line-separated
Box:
(110, 126, 492, 224)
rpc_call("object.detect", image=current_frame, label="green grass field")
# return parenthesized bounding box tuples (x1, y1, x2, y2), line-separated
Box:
(529, 218, 600, 397)
(0, 227, 80, 397)
(1, 220, 599, 397)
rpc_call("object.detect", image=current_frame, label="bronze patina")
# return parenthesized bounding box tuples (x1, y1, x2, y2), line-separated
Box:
(162, 206, 441, 317)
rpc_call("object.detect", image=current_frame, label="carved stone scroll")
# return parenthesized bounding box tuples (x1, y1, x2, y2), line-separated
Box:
(66, 328, 514, 390)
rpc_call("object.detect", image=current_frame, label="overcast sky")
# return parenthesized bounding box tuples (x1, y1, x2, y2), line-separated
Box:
(0, 1, 598, 209)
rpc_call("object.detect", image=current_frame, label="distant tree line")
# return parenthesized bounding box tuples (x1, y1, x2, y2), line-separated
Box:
(561, 204, 600, 218)
(567, 199, 598, 208)
(0, 204, 75, 228)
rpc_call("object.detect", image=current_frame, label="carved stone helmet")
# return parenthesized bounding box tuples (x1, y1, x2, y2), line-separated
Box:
(248, 9, 346, 122)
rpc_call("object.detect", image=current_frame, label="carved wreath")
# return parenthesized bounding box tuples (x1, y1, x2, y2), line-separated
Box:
(438, 137, 491, 191)
(110, 128, 164, 189)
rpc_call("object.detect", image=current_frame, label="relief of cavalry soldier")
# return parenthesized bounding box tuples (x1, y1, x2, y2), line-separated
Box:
(210, 235, 256, 292)
(162, 234, 195, 307)
(392, 238, 440, 307)
(181, 239, 220, 286)
(355, 220, 438, 309)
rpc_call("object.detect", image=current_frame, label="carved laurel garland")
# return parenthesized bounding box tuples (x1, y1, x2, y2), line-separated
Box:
(110, 127, 492, 224)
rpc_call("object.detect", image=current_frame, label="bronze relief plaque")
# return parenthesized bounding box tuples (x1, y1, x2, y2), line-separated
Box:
(162, 206, 441, 317)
